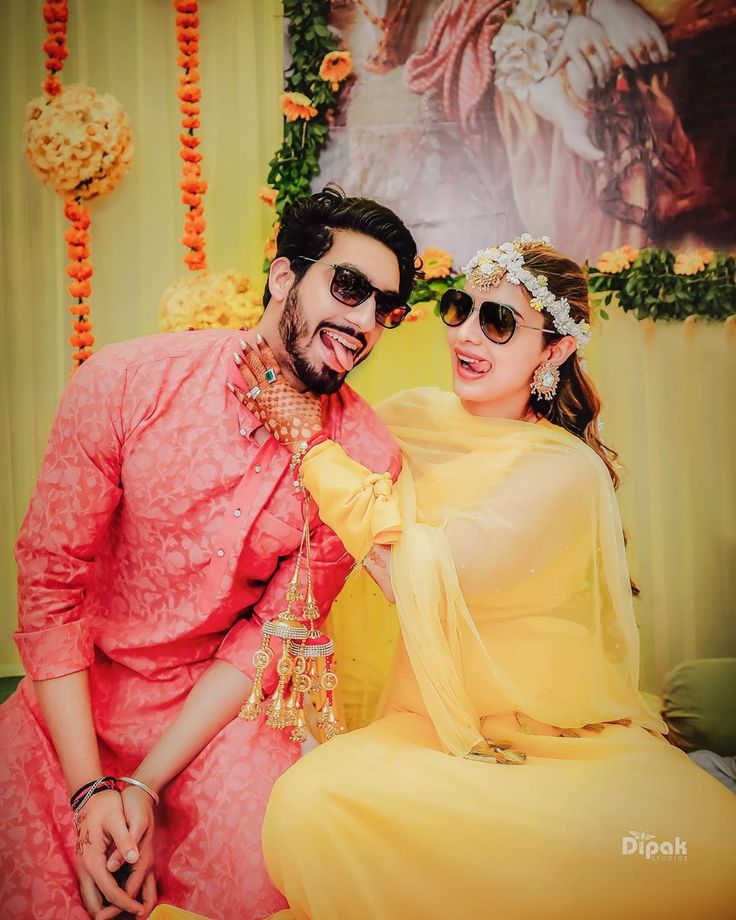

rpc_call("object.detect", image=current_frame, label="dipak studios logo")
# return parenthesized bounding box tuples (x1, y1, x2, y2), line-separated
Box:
(622, 830, 688, 861)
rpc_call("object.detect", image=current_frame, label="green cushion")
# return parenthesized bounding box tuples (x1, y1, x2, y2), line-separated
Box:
(661, 658, 736, 756)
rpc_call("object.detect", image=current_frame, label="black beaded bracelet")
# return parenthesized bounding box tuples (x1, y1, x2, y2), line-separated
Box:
(70, 775, 117, 810)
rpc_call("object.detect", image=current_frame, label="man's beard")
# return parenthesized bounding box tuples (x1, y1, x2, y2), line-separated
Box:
(278, 286, 356, 395)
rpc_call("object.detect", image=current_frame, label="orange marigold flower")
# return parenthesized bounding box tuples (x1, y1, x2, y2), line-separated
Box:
(178, 85, 202, 103)
(619, 245, 640, 262)
(264, 222, 280, 262)
(182, 233, 205, 250)
(673, 248, 714, 276)
(184, 251, 206, 271)
(179, 149, 203, 163)
(64, 199, 91, 228)
(69, 332, 95, 348)
(43, 3, 68, 24)
(67, 261, 93, 281)
(68, 280, 92, 299)
(596, 250, 630, 273)
(319, 50, 352, 85)
(281, 92, 318, 122)
(405, 307, 427, 323)
(420, 247, 453, 280)
(258, 186, 278, 208)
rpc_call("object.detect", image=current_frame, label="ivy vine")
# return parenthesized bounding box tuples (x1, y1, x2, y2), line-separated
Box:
(266, 0, 339, 227)
(587, 249, 736, 321)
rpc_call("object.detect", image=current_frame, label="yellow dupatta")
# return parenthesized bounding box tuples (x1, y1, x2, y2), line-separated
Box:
(304, 387, 666, 756)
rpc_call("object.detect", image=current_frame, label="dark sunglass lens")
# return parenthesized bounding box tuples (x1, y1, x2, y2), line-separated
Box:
(332, 266, 371, 306)
(481, 302, 515, 343)
(439, 290, 472, 326)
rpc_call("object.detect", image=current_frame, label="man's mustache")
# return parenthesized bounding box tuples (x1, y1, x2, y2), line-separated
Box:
(314, 321, 368, 357)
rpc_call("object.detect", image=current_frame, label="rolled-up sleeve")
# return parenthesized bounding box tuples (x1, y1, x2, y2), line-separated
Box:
(14, 351, 126, 679)
(301, 438, 402, 561)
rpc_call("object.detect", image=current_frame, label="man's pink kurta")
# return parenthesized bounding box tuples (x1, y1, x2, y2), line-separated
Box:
(0, 329, 400, 920)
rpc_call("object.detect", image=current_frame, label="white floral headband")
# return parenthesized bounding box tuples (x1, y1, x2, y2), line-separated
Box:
(460, 234, 592, 350)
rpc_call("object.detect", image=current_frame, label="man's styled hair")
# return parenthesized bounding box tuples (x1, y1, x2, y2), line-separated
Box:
(262, 184, 418, 305)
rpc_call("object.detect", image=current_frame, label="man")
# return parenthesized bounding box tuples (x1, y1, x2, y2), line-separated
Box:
(0, 187, 417, 919)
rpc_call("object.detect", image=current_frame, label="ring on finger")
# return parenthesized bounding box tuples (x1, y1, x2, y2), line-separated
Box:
(247, 385, 262, 401)
(264, 368, 278, 384)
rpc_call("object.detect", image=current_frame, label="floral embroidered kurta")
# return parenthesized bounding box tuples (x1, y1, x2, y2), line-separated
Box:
(0, 329, 400, 920)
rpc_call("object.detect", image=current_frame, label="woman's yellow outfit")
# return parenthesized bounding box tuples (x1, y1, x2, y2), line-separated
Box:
(260, 389, 736, 920)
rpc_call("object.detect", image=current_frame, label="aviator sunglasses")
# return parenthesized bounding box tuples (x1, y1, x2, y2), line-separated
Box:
(296, 256, 412, 329)
(439, 288, 557, 344)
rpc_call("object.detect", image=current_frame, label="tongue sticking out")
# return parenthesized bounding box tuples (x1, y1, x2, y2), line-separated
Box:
(462, 357, 491, 374)
(321, 331, 356, 372)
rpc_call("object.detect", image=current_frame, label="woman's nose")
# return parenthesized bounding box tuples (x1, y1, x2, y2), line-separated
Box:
(458, 310, 483, 344)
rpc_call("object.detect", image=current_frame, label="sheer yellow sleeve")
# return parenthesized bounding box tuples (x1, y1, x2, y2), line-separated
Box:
(300, 439, 402, 561)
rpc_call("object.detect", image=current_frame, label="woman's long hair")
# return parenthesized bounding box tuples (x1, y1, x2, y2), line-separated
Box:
(521, 243, 639, 594)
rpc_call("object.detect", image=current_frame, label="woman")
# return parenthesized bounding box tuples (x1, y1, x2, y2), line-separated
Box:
(231, 236, 736, 919)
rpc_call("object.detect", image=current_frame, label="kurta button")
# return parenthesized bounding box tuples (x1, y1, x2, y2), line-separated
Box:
(254, 465, 262, 473)
(216, 549, 225, 557)
(239, 427, 247, 436)
(233, 508, 241, 517)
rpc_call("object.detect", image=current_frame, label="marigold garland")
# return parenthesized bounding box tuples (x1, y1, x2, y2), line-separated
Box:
(31, 2, 132, 369)
(64, 196, 95, 362)
(42, 1, 68, 96)
(174, 0, 208, 272)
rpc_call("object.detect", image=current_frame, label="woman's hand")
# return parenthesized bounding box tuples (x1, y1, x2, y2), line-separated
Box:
(96, 786, 157, 919)
(589, 0, 669, 68)
(361, 544, 395, 603)
(74, 790, 145, 918)
(229, 336, 325, 448)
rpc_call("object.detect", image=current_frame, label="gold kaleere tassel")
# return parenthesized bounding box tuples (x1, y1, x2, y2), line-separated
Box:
(239, 636, 272, 721)
(316, 658, 344, 740)
(238, 453, 346, 744)
(266, 642, 298, 730)
(239, 509, 308, 726)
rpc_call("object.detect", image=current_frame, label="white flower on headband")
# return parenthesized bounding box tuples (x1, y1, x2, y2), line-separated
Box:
(460, 235, 592, 350)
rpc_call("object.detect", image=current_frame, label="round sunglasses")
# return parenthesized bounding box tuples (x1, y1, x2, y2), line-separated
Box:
(297, 256, 411, 329)
(439, 288, 557, 344)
